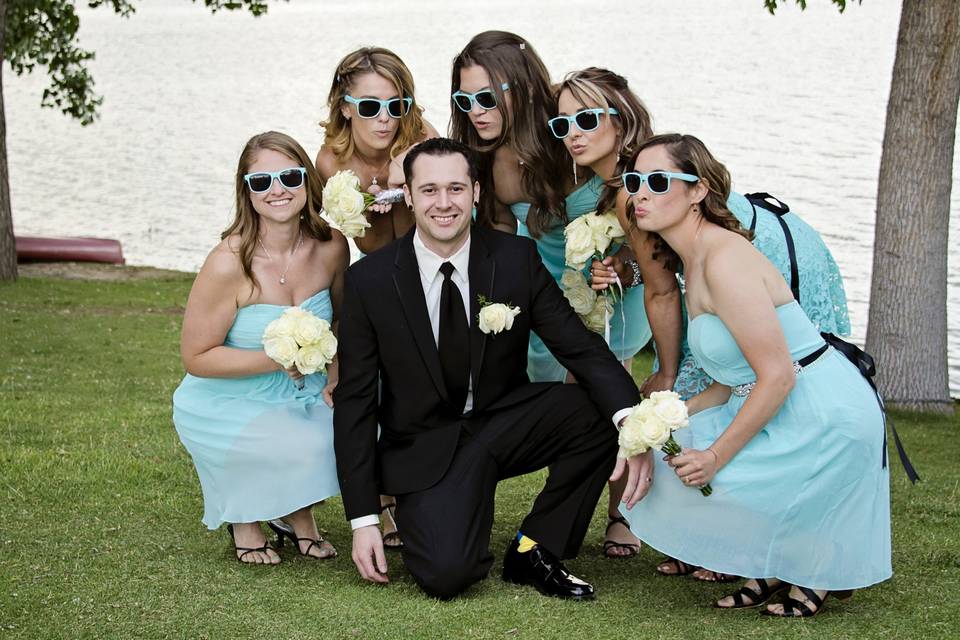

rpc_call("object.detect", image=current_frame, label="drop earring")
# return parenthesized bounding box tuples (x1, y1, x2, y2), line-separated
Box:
(572, 156, 578, 186)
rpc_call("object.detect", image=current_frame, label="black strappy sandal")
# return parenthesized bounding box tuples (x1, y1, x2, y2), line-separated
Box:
(226, 524, 277, 564)
(761, 586, 853, 618)
(656, 557, 698, 576)
(267, 519, 337, 560)
(714, 578, 789, 609)
(602, 515, 641, 559)
(380, 502, 403, 550)
(693, 568, 741, 583)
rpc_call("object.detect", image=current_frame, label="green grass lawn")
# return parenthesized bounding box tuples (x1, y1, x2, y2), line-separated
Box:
(1, 273, 957, 639)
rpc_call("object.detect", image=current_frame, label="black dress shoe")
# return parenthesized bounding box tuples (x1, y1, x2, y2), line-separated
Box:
(501, 536, 595, 600)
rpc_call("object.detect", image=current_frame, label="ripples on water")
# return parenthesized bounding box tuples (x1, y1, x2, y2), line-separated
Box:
(5, 0, 958, 394)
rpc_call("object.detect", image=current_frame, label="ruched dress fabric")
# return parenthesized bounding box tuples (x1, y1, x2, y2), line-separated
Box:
(510, 175, 651, 382)
(173, 290, 340, 529)
(622, 301, 891, 590)
(668, 192, 851, 399)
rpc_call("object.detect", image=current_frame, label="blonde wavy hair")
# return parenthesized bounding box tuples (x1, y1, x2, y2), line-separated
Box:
(222, 131, 330, 291)
(632, 133, 753, 272)
(321, 47, 426, 161)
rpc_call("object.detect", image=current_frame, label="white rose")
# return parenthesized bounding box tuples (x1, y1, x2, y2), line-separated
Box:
(316, 330, 338, 361)
(478, 303, 521, 334)
(294, 344, 329, 375)
(293, 315, 327, 346)
(564, 216, 597, 269)
(323, 170, 367, 219)
(619, 406, 654, 457)
(582, 295, 612, 334)
(263, 335, 299, 369)
(649, 391, 689, 429)
(586, 215, 614, 257)
(597, 210, 626, 240)
(560, 269, 596, 315)
(337, 212, 372, 239)
(262, 317, 285, 340)
(637, 412, 673, 449)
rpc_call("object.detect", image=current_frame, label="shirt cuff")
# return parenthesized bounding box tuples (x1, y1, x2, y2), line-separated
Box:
(612, 408, 633, 430)
(350, 515, 380, 530)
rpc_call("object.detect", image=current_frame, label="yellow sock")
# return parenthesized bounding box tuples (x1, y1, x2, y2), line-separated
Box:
(516, 533, 538, 553)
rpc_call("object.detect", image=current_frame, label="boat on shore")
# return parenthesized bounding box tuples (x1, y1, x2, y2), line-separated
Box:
(15, 235, 125, 265)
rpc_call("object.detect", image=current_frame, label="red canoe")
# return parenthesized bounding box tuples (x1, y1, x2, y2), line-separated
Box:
(15, 235, 125, 265)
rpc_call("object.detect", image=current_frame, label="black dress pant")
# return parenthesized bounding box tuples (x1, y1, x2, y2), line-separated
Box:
(393, 384, 619, 599)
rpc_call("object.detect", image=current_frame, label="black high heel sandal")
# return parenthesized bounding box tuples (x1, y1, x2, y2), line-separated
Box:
(714, 578, 790, 609)
(380, 502, 403, 550)
(761, 586, 854, 617)
(602, 515, 640, 559)
(267, 519, 337, 560)
(226, 524, 276, 564)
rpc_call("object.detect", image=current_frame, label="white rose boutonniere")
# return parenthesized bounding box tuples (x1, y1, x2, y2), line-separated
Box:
(476, 295, 521, 335)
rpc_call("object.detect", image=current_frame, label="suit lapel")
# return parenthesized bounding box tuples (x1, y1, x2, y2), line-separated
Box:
(392, 232, 449, 402)
(468, 229, 495, 408)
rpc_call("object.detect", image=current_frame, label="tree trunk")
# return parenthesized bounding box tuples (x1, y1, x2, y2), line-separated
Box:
(0, 0, 18, 282)
(866, 0, 959, 413)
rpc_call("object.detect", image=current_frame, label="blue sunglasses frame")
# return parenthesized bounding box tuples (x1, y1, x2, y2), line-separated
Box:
(547, 107, 619, 139)
(344, 95, 413, 119)
(621, 171, 699, 195)
(451, 82, 511, 112)
(243, 167, 306, 193)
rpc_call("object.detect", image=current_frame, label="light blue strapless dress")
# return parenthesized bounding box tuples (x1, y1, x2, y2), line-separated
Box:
(172, 290, 340, 529)
(668, 192, 852, 399)
(510, 175, 652, 382)
(622, 302, 891, 590)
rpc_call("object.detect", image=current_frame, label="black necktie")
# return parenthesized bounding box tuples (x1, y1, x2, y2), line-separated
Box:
(438, 262, 470, 412)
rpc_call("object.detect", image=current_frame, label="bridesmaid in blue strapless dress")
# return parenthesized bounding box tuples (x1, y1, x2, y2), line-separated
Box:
(617, 133, 890, 617)
(511, 175, 651, 382)
(669, 192, 852, 400)
(173, 290, 340, 529)
(174, 131, 349, 564)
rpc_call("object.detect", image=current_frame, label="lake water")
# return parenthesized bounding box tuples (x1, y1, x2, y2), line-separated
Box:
(5, 0, 959, 395)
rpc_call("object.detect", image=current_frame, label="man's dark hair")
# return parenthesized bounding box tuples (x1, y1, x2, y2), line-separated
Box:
(403, 137, 479, 188)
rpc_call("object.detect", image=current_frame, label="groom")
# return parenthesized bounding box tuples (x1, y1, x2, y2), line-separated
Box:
(333, 137, 648, 600)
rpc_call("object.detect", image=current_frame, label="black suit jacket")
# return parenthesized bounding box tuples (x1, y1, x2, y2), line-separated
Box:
(333, 226, 640, 521)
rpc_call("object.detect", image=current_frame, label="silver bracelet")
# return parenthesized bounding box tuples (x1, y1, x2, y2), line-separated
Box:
(624, 259, 643, 288)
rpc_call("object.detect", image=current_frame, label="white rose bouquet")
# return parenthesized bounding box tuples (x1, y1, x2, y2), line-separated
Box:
(262, 307, 337, 390)
(618, 390, 711, 496)
(321, 170, 375, 239)
(563, 210, 626, 273)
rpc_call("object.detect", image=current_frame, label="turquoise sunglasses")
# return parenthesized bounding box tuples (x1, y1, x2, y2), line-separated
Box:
(547, 107, 619, 139)
(451, 82, 511, 112)
(621, 171, 699, 195)
(344, 95, 413, 119)
(244, 167, 306, 193)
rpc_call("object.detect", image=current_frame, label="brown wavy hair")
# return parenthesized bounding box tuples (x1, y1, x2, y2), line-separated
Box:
(632, 133, 753, 272)
(222, 131, 330, 291)
(321, 47, 427, 161)
(449, 31, 568, 236)
(555, 68, 654, 216)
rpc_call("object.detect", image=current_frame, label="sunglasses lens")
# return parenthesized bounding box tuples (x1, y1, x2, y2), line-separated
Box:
(387, 98, 408, 118)
(356, 99, 382, 118)
(453, 94, 472, 112)
(278, 169, 304, 190)
(575, 110, 601, 131)
(648, 173, 670, 193)
(549, 118, 570, 138)
(247, 173, 272, 192)
(475, 90, 498, 110)
(623, 173, 641, 194)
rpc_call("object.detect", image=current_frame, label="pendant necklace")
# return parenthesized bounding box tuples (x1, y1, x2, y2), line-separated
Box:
(356, 149, 391, 187)
(258, 230, 303, 285)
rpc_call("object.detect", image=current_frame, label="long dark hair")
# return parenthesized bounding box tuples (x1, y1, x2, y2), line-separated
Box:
(449, 31, 568, 236)
(632, 133, 753, 272)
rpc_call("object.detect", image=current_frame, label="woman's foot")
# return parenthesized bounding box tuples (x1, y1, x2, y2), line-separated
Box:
(602, 514, 641, 558)
(280, 508, 336, 559)
(764, 586, 854, 617)
(380, 498, 403, 550)
(656, 557, 697, 576)
(692, 568, 740, 583)
(227, 523, 280, 565)
(715, 578, 787, 609)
